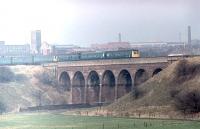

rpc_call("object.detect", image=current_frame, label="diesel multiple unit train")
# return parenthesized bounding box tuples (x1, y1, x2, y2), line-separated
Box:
(0, 49, 140, 65)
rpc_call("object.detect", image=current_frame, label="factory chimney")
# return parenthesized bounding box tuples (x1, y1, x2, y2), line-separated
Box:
(118, 33, 122, 42)
(188, 26, 191, 44)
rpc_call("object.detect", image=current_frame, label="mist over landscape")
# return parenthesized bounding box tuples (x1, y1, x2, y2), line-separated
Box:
(0, 0, 199, 46)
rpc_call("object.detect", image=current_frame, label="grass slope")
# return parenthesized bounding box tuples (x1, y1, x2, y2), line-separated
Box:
(107, 57, 200, 117)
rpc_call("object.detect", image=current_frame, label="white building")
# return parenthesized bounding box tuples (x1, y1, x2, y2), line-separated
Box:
(40, 42, 52, 55)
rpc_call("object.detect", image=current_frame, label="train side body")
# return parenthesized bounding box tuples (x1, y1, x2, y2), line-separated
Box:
(105, 50, 139, 59)
(57, 54, 80, 62)
(0, 49, 140, 65)
(12, 56, 32, 65)
(33, 55, 54, 64)
(0, 57, 12, 65)
(80, 52, 105, 60)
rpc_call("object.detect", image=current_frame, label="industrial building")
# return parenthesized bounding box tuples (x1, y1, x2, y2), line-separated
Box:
(0, 42, 30, 56)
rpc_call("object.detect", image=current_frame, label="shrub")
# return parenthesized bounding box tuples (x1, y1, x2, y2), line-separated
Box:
(174, 90, 200, 114)
(0, 67, 15, 83)
(132, 86, 143, 99)
(124, 112, 130, 117)
(169, 88, 180, 98)
(174, 60, 200, 84)
(15, 74, 27, 82)
(34, 71, 57, 87)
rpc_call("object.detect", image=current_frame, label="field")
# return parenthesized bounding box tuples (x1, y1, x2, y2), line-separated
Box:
(0, 112, 200, 129)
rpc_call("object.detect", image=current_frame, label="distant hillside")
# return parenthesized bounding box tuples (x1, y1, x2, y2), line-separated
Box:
(0, 65, 71, 112)
(107, 57, 200, 117)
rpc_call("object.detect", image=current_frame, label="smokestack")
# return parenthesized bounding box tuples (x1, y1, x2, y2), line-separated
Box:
(118, 33, 121, 42)
(188, 26, 191, 44)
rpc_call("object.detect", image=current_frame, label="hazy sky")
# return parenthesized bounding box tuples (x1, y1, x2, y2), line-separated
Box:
(0, 0, 199, 46)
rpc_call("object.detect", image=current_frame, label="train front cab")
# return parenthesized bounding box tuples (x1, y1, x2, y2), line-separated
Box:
(131, 50, 140, 58)
(53, 56, 58, 62)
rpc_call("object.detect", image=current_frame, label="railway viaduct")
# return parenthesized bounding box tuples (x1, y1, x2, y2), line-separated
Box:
(45, 57, 175, 105)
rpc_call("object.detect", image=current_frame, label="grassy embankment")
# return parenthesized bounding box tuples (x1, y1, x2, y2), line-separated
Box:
(107, 57, 200, 118)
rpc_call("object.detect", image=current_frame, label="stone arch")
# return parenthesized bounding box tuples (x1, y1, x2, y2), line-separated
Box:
(117, 69, 132, 98)
(152, 68, 162, 77)
(72, 71, 85, 104)
(101, 70, 116, 103)
(134, 69, 148, 86)
(86, 71, 100, 104)
(59, 71, 71, 91)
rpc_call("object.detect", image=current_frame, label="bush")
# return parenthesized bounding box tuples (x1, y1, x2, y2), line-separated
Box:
(174, 90, 200, 114)
(0, 67, 15, 83)
(132, 86, 143, 99)
(0, 67, 28, 83)
(15, 74, 27, 82)
(34, 71, 57, 87)
(174, 60, 200, 84)
(169, 87, 180, 98)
